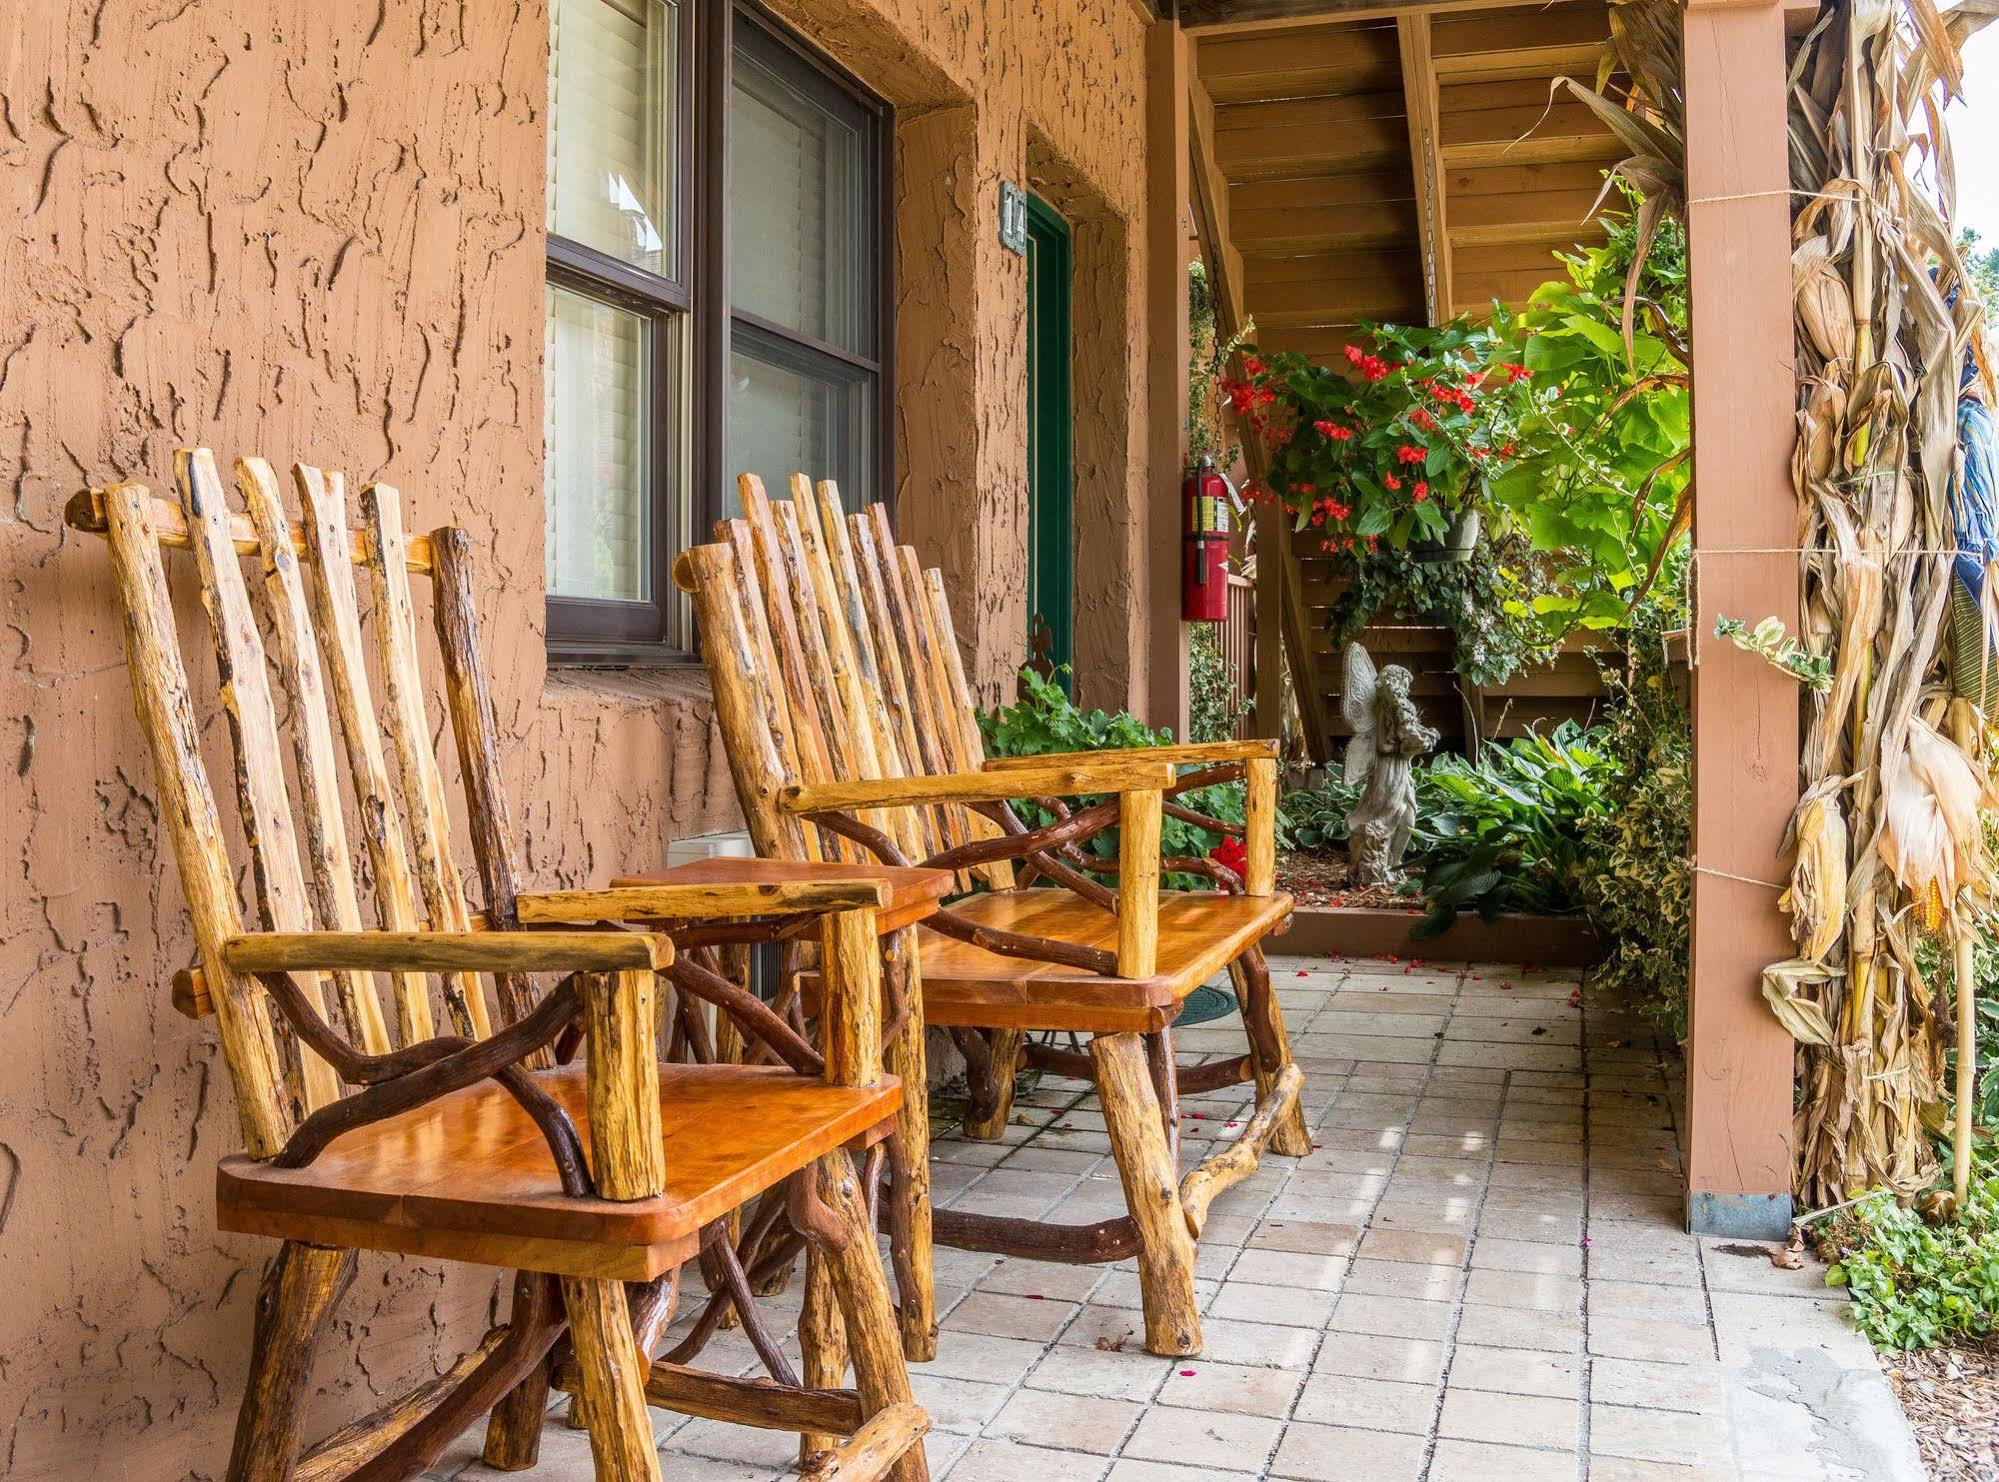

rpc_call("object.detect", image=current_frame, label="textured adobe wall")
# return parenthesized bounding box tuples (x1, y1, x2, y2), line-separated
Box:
(0, 0, 1156, 1476)
(0, 4, 735, 1476)
(758, 0, 1156, 709)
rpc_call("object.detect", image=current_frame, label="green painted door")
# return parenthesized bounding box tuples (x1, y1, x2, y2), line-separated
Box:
(1026, 194, 1073, 683)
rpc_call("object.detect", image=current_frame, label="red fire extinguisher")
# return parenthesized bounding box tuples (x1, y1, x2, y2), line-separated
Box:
(1181, 452, 1234, 622)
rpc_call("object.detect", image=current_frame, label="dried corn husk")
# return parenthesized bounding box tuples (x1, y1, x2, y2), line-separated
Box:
(1762, 0, 1993, 1207)
(1764, 959, 1838, 1046)
(1783, 779, 1849, 959)
(1795, 236, 1857, 367)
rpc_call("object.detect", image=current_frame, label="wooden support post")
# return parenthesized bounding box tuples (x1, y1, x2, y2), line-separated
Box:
(562, 1275, 662, 1482)
(1091, 1032, 1201, 1355)
(1118, 790, 1163, 980)
(812, 1151, 929, 1482)
(1228, 946, 1312, 1157)
(580, 970, 666, 1201)
(1396, 14, 1453, 325)
(820, 907, 884, 1088)
(799, 1249, 850, 1464)
(960, 1028, 1024, 1141)
(481, 1355, 553, 1470)
(1683, 0, 1798, 1238)
(882, 928, 937, 1362)
(1244, 756, 1277, 896)
(1146, 18, 1193, 736)
(227, 1242, 356, 1482)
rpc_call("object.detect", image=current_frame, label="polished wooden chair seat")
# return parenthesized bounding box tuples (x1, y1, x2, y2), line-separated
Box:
(904, 889, 1296, 1032)
(219, 1063, 902, 1281)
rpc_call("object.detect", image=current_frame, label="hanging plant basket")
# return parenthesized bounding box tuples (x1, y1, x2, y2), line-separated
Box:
(1409, 507, 1481, 565)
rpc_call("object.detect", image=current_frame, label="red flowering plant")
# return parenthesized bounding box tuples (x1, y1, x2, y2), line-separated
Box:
(1224, 317, 1537, 554)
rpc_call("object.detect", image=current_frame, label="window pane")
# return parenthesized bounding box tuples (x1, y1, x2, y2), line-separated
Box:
(549, 0, 677, 277)
(728, 331, 874, 517)
(546, 284, 653, 602)
(729, 32, 873, 354)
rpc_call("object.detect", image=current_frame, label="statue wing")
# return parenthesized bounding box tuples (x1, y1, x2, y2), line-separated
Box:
(1341, 643, 1378, 788)
(1340, 643, 1378, 732)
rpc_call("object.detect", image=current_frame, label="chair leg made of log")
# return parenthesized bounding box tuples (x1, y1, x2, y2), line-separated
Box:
(562, 1275, 662, 1482)
(481, 1351, 555, 1469)
(812, 1149, 930, 1482)
(1228, 946, 1313, 1158)
(1089, 1032, 1202, 1357)
(883, 927, 937, 1362)
(799, 1246, 851, 1465)
(959, 1026, 1024, 1141)
(227, 1241, 356, 1482)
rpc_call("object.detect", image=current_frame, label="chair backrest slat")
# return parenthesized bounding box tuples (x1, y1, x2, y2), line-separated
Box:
(853, 507, 967, 852)
(734, 480, 855, 863)
(842, 506, 958, 856)
(294, 467, 436, 1044)
(178, 450, 344, 1112)
(430, 526, 543, 1036)
(99, 483, 295, 1154)
(797, 479, 937, 863)
(921, 564, 1015, 890)
(238, 457, 393, 1057)
(680, 475, 1015, 889)
(677, 539, 817, 860)
(721, 511, 836, 861)
(76, 450, 544, 1159)
(362, 482, 491, 1040)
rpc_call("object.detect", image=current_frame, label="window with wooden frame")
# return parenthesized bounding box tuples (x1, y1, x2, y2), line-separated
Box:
(545, 0, 892, 661)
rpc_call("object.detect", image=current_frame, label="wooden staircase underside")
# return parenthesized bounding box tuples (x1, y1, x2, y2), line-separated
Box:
(1186, 0, 1620, 761)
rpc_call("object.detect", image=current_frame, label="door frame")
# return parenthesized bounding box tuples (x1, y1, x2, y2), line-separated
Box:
(1025, 193, 1074, 682)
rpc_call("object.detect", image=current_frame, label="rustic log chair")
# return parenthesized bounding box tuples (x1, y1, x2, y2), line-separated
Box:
(674, 473, 1311, 1358)
(65, 450, 931, 1482)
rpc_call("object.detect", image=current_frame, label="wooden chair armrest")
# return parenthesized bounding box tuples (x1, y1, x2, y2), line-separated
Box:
(982, 739, 1278, 771)
(220, 929, 671, 976)
(986, 745, 1280, 898)
(515, 879, 890, 924)
(781, 760, 1176, 815)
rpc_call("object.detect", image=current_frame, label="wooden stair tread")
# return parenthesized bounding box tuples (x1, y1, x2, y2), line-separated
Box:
(218, 1063, 899, 1279)
(910, 890, 1294, 1033)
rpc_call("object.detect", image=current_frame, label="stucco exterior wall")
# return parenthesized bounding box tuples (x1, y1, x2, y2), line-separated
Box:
(0, 0, 1157, 1475)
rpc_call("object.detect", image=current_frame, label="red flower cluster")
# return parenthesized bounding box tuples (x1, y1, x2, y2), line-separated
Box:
(1309, 495, 1352, 524)
(1312, 418, 1354, 442)
(1226, 380, 1276, 415)
(1501, 362, 1533, 384)
(1394, 444, 1424, 465)
(1412, 481, 1430, 502)
(1420, 378, 1478, 415)
(1342, 344, 1392, 381)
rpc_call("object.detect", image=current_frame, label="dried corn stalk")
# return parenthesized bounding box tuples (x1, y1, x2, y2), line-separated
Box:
(1777, 0, 1995, 1210)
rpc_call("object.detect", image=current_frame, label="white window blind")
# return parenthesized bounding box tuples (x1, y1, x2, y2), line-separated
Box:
(548, 0, 675, 277)
(545, 284, 650, 602)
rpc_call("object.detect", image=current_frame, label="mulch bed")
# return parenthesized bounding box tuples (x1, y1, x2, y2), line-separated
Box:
(1276, 848, 1417, 911)
(1884, 1343, 1999, 1480)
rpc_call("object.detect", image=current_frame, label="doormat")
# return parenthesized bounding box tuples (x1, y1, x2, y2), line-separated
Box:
(1175, 983, 1237, 1027)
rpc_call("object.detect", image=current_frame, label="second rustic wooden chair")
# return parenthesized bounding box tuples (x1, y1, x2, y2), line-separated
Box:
(675, 474, 1311, 1358)
(66, 451, 930, 1482)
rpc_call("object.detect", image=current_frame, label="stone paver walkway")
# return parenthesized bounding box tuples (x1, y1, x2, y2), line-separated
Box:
(433, 954, 1923, 1481)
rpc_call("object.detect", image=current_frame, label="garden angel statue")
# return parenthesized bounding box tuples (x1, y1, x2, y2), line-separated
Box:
(1341, 641, 1439, 887)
